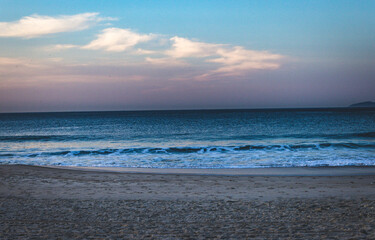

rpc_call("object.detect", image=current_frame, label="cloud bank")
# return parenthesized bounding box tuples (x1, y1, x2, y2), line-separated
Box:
(82, 28, 154, 52)
(165, 37, 283, 77)
(166, 37, 221, 58)
(0, 12, 284, 78)
(51, 28, 284, 77)
(0, 13, 111, 38)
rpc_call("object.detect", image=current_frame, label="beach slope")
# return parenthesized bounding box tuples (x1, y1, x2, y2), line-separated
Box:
(1, 165, 375, 239)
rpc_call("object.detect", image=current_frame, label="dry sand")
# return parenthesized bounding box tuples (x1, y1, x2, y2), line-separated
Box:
(1, 164, 375, 239)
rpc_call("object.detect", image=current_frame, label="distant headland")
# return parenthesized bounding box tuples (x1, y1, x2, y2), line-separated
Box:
(349, 101, 375, 108)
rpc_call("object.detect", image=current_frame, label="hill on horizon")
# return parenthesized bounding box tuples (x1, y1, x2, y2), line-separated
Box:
(349, 101, 375, 108)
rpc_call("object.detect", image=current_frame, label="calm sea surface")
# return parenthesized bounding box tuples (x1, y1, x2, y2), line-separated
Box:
(0, 109, 374, 168)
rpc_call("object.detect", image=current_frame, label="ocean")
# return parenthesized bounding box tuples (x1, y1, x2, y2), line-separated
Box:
(0, 108, 374, 168)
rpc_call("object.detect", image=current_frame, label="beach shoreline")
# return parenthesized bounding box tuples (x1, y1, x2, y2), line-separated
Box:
(1, 164, 375, 239)
(48, 164, 375, 176)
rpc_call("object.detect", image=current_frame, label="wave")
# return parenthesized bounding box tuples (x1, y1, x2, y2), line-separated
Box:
(354, 132, 375, 138)
(312, 132, 375, 139)
(0, 135, 96, 142)
(1, 131, 374, 142)
(230, 132, 375, 140)
(2, 142, 371, 158)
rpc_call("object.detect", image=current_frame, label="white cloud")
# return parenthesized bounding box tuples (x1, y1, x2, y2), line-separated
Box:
(48, 44, 79, 51)
(207, 46, 283, 75)
(166, 36, 221, 58)
(82, 28, 154, 52)
(210, 47, 282, 65)
(133, 48, 158, 55)
(145, 57, 187, 66)
(165, 37, 283, 76)
(0, 13, 109, 38)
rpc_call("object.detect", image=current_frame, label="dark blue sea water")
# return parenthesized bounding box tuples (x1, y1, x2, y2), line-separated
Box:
(0, 109, 374, 168)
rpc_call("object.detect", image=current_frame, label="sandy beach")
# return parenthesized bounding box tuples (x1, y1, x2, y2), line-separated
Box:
(1, 165, 375, 239)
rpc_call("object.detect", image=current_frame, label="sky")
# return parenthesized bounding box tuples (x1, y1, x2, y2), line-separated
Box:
(0, 0, 374, 112)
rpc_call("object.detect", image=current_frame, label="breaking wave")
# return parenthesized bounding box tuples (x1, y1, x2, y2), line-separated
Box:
(1, 142, 372, 158)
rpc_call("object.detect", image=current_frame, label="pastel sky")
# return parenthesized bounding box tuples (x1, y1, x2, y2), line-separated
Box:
(0, 0, 374, 112)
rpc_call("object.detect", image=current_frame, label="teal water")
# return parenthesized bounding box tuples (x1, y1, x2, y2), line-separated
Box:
(0, 108, 374, 168)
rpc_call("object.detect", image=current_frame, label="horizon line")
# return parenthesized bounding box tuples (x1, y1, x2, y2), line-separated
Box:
(1, 106, 373, 114)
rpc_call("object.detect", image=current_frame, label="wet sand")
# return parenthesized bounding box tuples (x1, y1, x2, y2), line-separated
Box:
(1, 164, 375, 239)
